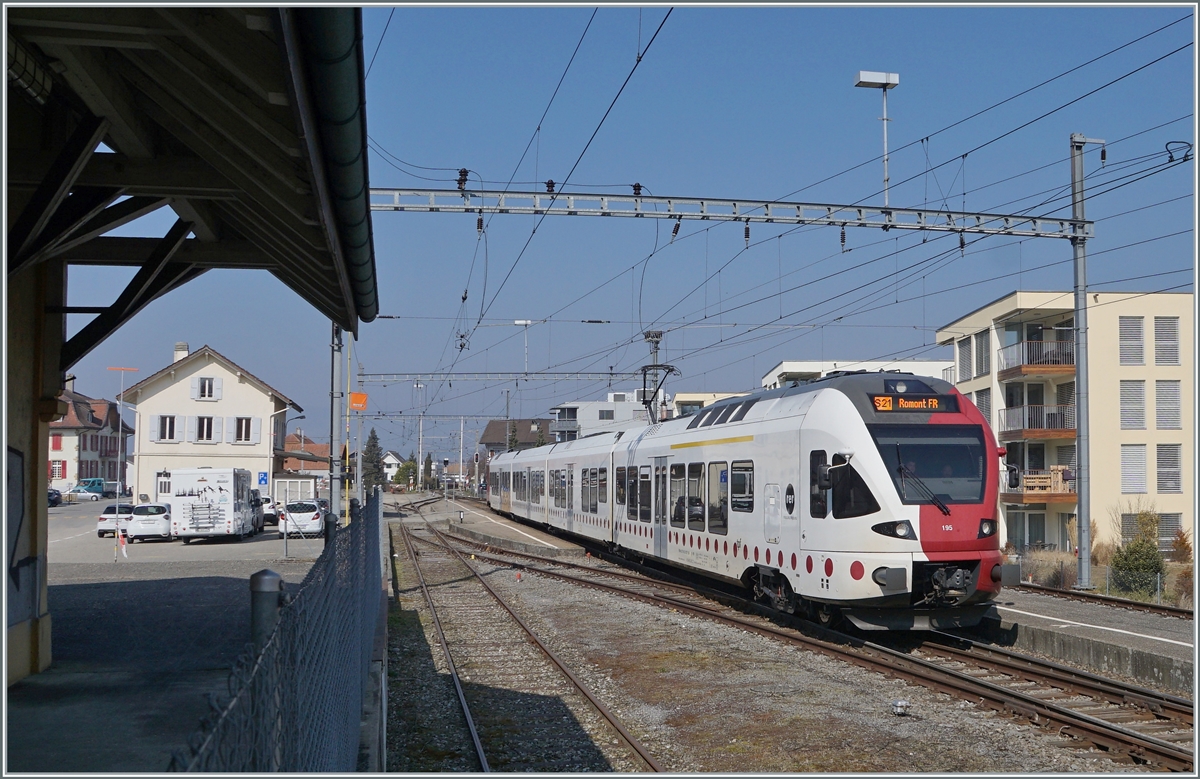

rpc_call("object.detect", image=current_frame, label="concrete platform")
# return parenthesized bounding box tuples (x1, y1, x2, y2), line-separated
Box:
(403, 499, 1194, 698)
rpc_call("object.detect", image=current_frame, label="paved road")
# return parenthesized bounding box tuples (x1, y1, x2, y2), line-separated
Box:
(48, 498, 329, 563)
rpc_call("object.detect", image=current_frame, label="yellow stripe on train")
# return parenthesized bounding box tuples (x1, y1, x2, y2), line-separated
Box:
(669, 435, 754, 450)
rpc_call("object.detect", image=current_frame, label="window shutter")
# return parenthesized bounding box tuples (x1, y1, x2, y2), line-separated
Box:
(214, 377, 223, 399)
(190, 376, 200, 400)
(1118, 316, 1144, 365)
(51, 434, 61, 451)
(149, 416, 160, 442)
(187, 416, 198, 442)
(1120, 444, 1147, 494)
(1056, 444, 1076, 468)
(1154, 316, 1180, 366)
(974, 387, 991, 424)
(1156, 380, 1181, 429)
(1156, 444, 1182, 494)
(1119, 380, 1145, 429)
(974, 331, 990, 376)
(1056, 381, 1075, 407)
(226, 417, 236, 443)
(957, 338, 972, 382)
(251, 417, 262, 444)
(47, 460, 53, 479)
(211, 417, 223, 442)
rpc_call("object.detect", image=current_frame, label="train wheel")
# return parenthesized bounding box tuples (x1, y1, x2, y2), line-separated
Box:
(811, 602, 840, 628)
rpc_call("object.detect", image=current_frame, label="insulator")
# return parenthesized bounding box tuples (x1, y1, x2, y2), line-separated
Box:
(840, 225, 846, 251)
(670, 220, 680, 242)
(457, 168, 468, 190)
(632, 182, 642, 196)
(462, 289, 468, 303)
(959, 232, 966, 254)
(1100, 146, 1107, 164)
(744, 220, 750, 246)
(545, 179, 555, 193)
(476, 215, 484, 235)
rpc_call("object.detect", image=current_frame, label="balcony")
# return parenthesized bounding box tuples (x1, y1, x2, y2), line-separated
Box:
(549, 419, 580, 434)
(997, 340, 1074, 381)
(997, 404, 1076, 442)
(1000, 466, 1077, 505)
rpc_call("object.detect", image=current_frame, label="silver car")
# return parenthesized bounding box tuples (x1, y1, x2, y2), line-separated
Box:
(124, 503, 173, 542)
(96, 503, 134, 538)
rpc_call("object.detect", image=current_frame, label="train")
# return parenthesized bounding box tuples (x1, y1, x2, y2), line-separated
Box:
(487, 371, 1020, 630)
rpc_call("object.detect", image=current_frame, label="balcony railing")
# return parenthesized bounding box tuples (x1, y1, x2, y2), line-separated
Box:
(549, 419, 580, 434)
(999, 404, 1076, 433)
(1008, 466, 1077, 496)
(997, 340, 1074, 372)
(942, 366, 955, 384)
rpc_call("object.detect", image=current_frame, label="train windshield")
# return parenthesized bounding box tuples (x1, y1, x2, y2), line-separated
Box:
(867, 425, 987, 505)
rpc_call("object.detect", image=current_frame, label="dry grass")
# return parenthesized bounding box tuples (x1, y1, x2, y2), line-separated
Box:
(1022, 549, 1078, 589)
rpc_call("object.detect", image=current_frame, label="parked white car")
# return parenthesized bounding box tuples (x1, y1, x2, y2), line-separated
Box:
(96, 503, 134, 538)
(124, 503, 173, 542)
(279, 500, 324, 538)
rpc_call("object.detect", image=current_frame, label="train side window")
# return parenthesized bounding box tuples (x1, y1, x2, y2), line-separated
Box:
(669, 464, 686, 527)
(589, 468, 599, 513)
(831, 455, 880, 519)
(708, 462, 728, 534)
(627, 469, 638, 520)
(810, 451, 828, 518)
(687, 463, 706, 531)
(638, 466, 652, 522)
(713, 404, 737, 426)
(598, 468, 607, 504)
(699, 407, 722, 427)
(568, 468, 575, 511)
(731, 461, 753, 512)
(615, 467, 626, 505)
(729, 397, 758, 422)
(581, 468, 590, 512)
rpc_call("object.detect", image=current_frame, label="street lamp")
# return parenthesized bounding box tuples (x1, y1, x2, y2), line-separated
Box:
(108, 366, 137, 501)
(855, 70, 899, 208)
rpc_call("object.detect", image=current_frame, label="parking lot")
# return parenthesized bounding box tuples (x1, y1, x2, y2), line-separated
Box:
(48, 498, 329, 564)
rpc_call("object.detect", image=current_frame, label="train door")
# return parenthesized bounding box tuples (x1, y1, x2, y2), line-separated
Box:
(653, 457, 669, 557)
(764, 483, 781, 544)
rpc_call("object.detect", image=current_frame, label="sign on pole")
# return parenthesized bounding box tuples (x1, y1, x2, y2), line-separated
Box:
(349, 392, 368, 411)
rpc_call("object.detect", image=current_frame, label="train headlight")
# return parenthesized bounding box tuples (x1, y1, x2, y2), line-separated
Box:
(978, 519, 996, 538)
(871, 520, 917, 540)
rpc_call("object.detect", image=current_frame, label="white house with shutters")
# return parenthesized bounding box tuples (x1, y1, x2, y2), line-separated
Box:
(119, 342, 302, 502)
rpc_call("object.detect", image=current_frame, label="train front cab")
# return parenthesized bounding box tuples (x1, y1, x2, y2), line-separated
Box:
(794, 377, 1017, 630)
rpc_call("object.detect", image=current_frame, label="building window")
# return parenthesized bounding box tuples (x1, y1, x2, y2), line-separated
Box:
(612, 393, 626, 402)
(50, 434, 62, 451)
(1154, 316, 1180, 366)
(236, 417, 253, 442)
(158, 415, 176, 441)
(599, 409, 614, 421)
(1120, 513, 1139, 545)
(158, 479, 170, 496)
(1157, 444, 1182, 494)
(51, 461, 64, 479)
(974, 388, 991, 424)
(957, 337, 972, 382)
(1118, 316, 1144, 365)
(973, 330, 990, 376)
(1119, 380, 1145, 430)
(199, 377, 215, 398)
(1158, 513, 1183, 554)
(1120, 444, 1147, 494)
(197, 416, 214, 442)
(91, 434, 99, 451)
(1156, 380, 1182, 430)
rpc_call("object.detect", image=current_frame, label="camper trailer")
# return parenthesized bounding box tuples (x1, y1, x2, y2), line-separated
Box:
(162, 467, 258, 542)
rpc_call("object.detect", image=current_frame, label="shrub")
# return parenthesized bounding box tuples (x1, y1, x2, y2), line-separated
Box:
(1110, 537, 1166, 595)
(1170, 527, 1193, 563)
(1091, 539, 1118, 568)
(1172, 564, 1193, 608)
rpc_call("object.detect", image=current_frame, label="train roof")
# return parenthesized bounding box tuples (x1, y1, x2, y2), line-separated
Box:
(698, 369, 952, 408)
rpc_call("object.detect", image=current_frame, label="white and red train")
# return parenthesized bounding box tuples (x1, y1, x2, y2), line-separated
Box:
(487, 371, 1018, 630)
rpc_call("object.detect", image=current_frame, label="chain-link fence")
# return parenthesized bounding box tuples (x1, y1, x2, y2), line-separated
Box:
(168, 489, 384, 772)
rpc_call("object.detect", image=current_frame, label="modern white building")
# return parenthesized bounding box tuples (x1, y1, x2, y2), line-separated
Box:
(937, 291, 1192, 555)
(549, 390, 667, 441)
(119, 343, 302, 502)
(760, 359, 954, 389)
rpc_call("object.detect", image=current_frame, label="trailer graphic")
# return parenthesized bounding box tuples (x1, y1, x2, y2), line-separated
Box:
(161, 467, 258, 542)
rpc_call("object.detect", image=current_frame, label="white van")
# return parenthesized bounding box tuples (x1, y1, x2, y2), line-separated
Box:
(163, 467, 257, 542)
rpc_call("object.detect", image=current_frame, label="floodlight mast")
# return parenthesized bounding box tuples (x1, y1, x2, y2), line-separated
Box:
(855, 71, 899, 209)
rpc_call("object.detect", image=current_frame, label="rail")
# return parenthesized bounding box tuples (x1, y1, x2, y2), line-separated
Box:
(997, 340, 1075, 371)
(998, 404, 1076, 433)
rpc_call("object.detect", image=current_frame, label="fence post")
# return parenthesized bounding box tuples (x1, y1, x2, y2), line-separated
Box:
(250, 569, 284, 651)
(324, 513, 336, 548)
(1157, 572, 1162, 605)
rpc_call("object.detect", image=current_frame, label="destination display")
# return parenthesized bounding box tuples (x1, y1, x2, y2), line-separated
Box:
(870, 394, 958, 413)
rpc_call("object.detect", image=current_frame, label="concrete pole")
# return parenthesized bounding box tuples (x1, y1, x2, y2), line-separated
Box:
(881, 85, 890, 209)
(1070, 132, 1102, 590)
(459, 416, 464, 497)
(417, 414, 423, 493)
(330, 323, 343, 523)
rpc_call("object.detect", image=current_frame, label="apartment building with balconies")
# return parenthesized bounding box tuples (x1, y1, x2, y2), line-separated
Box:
(548, 390, 666, 442)
(938, 290, 1192, 556)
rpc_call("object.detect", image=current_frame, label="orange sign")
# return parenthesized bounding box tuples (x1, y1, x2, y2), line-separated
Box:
(349, 392, 368, 411)
(873, 395, 894, 411)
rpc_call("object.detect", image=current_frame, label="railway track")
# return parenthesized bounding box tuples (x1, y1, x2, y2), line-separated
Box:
(394, 520, 663, 772)
(429, 524, 1194, 771)
(1012, 582, 1193, 620)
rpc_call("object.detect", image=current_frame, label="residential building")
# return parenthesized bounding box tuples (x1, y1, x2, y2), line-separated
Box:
(549, 390, 667, 441)
(47, 379, 134, 493)
(937, 291, 1192, 556)
(478, 419, 552, 457)
(382, 450, 403, 484)
(672, 392, 748, 418)
(760, 359, 953, 389)
(119, 343, 302, 503)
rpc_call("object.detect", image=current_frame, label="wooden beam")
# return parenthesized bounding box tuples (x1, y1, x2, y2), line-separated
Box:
(8, 112, 110, 273)
(169, 199, 221, 242)
(46, 195, 171, 258)
(155, 8, 290, 106)
(55, 236, 272, 268)
(6, 150, 239, 199)
(12, 185, 125, 272)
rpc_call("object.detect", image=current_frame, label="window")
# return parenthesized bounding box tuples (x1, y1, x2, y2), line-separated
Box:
(1154, 316, 1180, 366)
(50, 434, 62, 451)
(199, 377, 215, 399)
(91, 434, 98, 451)
(1156, 381, 1181, 429)
(1119, 380, 1145, 429)
(157, 415, 176, 442)
(687, 463, 706, 532)
(868, 425, 988, 505)
(1120, 513, 1139, 545)
(612, 393, 626, 402)
(1157, 444, 1182, 494)
(973, 388, 991, 424)
(831, 456, 880, 519)
(615, 467, 626, 505)
(669, 464, 686, 527)
(809, 450, 828, 518)
(957, 337, 972, 382)
(626, 468, 638, 520)
(730, 461, 753, 513)
(51, 461, 64, 479)
(589, 468, 599, 512)
(638, 466, 651, 522)
(599, 409, 614, 421)
(197, 416, 214, 442)
(235, 417, 252, 442)
(974, 330, 990, 376)
(1118, 316, 1144, 365)
(1158, 514, 1183, 554)
(707, 462, 728, 534)
(598, 468, 607, 503)
(158, 479, 170, 496)
(1056, 381, 1075, 407)
(1120, 444, 1147, 493)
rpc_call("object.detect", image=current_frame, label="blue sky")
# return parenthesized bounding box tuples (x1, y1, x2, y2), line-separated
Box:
(66, 5, 1195, 460)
